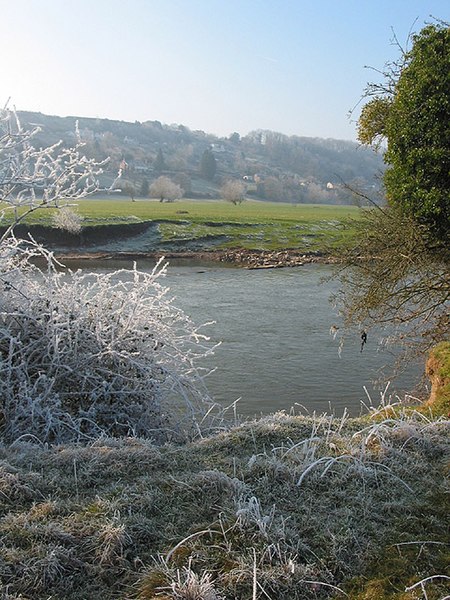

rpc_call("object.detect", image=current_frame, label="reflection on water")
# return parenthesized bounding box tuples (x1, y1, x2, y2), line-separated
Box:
(64, 258, 423, 417)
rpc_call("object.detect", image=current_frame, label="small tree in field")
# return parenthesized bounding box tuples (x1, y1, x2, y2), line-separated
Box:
(0, 107, 216, 444)
(114, 179, 137, 201)
(221, 179, 246, 205)
(51, 206, 83, 233)
(149, 176, 184, 202)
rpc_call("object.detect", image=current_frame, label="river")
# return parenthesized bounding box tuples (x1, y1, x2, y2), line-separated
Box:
(66, 258, 423, 417)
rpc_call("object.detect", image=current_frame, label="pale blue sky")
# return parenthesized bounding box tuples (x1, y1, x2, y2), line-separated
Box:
(2, 0, 448, 140)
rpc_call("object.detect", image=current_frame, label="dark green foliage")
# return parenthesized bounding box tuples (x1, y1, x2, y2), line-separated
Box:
(359, 22, 450, 243)
(153, 147, 166, 173)
(140, 177, 149, 197)
(200, 148, 217, 180)
(385, 24, 450, 241)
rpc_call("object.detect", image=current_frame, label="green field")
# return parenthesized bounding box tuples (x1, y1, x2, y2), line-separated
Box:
(8, 198, 362, 252)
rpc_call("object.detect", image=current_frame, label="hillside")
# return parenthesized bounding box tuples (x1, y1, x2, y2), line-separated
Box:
(17, 111, 384, 204)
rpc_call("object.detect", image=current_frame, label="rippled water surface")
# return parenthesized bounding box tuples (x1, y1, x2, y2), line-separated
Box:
(70, 258, 422, 416)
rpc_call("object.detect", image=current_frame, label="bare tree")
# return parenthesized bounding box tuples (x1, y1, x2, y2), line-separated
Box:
(114, 179, 137, 201)
(221, 179, 246, 205)
(149, 176, 184, 202)
(333, 206, 449, 365)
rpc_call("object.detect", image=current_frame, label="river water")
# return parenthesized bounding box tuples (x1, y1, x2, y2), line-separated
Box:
(67, 258, 423, 417)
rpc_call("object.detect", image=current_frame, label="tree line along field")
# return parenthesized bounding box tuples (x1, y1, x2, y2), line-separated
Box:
(10, 199, 362, 252)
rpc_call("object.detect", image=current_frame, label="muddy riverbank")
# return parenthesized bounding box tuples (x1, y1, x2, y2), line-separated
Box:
(6, 221, 341, 268)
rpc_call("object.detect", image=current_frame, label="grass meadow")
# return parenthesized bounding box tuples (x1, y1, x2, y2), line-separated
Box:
(12, 198, 362, 252)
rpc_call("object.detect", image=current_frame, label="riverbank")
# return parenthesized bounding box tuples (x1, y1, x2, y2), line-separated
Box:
(5, 202, 358, 262)
(56, 248, 341, 269)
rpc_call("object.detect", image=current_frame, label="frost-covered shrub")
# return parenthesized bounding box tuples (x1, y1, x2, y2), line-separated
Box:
(51, 207, 83, 234)
(0, 107, 220, 444)
(0, 237, 216, 443)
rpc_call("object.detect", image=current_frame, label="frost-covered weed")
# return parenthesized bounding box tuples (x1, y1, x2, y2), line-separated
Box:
(235, 495, 276, 539)
(51, 206, 83, 234)
(0, 237, 217, 443)
(166, 566, 224, 600)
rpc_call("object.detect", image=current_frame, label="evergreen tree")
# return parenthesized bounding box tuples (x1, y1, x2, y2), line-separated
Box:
(200, 148, 216, 180)
(153, 148, 166, 173)
(140, 177, 149, 197)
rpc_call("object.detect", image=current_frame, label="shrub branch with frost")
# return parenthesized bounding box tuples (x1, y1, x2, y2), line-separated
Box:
(0, 107, 109, 241)
(0, 107, 218, 443)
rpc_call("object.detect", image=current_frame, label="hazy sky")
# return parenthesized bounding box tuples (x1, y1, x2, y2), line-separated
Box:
(2, 0, 448, 140)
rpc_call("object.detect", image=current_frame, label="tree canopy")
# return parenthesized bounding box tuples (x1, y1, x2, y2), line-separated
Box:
(358, 22, 450, 243)
(221, 179, 246, 205)
(149, 175, 184, 202)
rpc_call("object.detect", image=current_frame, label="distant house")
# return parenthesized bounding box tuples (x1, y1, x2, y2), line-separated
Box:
(134, 163, 150, 173)
(210, 143, 226, 153)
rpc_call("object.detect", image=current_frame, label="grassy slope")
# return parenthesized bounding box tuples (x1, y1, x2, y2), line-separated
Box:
(15, 199, 361, 252)
(0, 404, 448, 600)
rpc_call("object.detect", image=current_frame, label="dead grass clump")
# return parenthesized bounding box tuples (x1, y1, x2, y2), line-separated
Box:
(136, 558, 225, 600)
(0, 467, 43, 506)
(95, 522, 132, 566)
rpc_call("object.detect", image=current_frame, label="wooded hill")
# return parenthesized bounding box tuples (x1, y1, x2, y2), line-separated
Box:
(18, 110, 385, 204)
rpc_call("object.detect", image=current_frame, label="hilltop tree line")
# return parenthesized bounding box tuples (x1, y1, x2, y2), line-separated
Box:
(17, 110, 384, 204)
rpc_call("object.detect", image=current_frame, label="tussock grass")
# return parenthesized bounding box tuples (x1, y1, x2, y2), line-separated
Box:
(0, 405, 448, 599)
